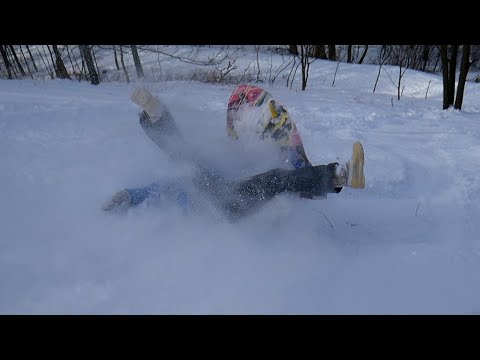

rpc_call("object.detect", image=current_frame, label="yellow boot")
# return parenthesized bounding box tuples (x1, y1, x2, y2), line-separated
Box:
(334, 142, 365, 189)
(347, 142, 365, 189)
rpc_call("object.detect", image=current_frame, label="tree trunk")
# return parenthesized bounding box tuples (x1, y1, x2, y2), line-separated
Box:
(5, 45, 18, 77)
(440, 45, 450, 110)
(79, 47, 87, 78)
(358, 45, 369, 64)
(119, 45, 130, 83)
(52, 45, 71, 79)
(298, 45, 309, 91)
(69, 45, 83, 78)
(26, 45, 38, 72)
(40, 45, 54, 79)
(79, 45, 99, 85)
(18, 45, 33, 78)
(130, 45, 144, 78)
(46, 45, 57, 74)
(422, 45, 430, 72)
(300, 45, 307, 91)
(9, 45, 25, 76)
(113, 45, 120, 70)
(347, 45, 352, 63)
(448, 45, 458, 105)
(433, 50, 441, 73)
(328, 45, 336, 61)
(65, 45, 77, 74)
(91, 46, 101, 78)
(313, 45, 327, 59)
(0, 45, 13, 79)
(397, 64, 402, 100)
(454, 45, 472, 110)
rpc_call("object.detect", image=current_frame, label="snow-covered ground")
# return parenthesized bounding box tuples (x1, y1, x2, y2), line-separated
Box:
(1, 52, 480, 314)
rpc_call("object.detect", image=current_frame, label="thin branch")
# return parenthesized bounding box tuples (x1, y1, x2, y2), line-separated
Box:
(289, 60, 301, 89)
(332, 61, 340, 87)
(270, 55, 293, 85)
(286, 56, 297, 88)
(381, 67, 397, 88)
(314, 210, 335, 230)
(415, 202, 421, 216)
(119, 45, 130, 83)
(255, 45, 261, 82)
(36, 45, 54, 79)
(26, 45, 38, 72)
(136, 45, 230, 66)
(18, 45, 33, 79)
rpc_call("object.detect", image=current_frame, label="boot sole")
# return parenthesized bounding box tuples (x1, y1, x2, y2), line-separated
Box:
(350, 142, 365, 189)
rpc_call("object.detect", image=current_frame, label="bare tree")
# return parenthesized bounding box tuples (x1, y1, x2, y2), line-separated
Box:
(18, 45, 33, 78)
(79, 46, 86, 75)
(268, 53, 294, 86)
(216, 59, 237, 83)
(381, 45, 424, 100)
(129, 45, 235, 68)
(39, 45, 54, 79)
(5, 46, 19, 78)
(440, 45, 450, 109)
(448, 45, 458, 105)
(422, 45, 431, 72)
(119, 45, 130, 83)
(47, 45, 57, 75)
(328, 45, 336, 61)
(391, 45, 413, 100)
(66, 45, 86, 80)
(37, 45, 55, 79)
(130, 45, 144, 78)
(298, 45, 316, 90)
(347, 45, 352, 63)
(0, 45, 13, 79)
(79, 45, 99, 85)
(439, 44, 472, 110)
(255, 45, 261, 82)
(373, 46, 391, 93)
(26, 45, 38, 72)
(425, 80, 432, 99)
(113, 45, 120, 70)
(91, 46, 101, 78)
(432, 50, 441, 72)
(454, 45, 473, 110)
(9, 45, 25, 76)
(289, 45, 298, 56)
(332, 61, 341, 87)
(65, 45, 79, 75)
(314, 45, 327, 59)
(472, 45, 480, 70)
(358, 45, 369, 64)
(286, 56, 300, 89)
(52, 45, 71, 79)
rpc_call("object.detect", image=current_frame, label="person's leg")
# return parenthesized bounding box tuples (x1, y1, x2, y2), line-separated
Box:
(131, 87, 186, 160)
(218, 163, 338, 219)
(216, 142, 365, 220)
(103, 88, 189, 212)
(332, 142, 365, 189)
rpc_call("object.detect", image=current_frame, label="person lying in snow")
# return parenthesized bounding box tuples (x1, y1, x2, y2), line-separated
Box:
(102, 85, 365, 220)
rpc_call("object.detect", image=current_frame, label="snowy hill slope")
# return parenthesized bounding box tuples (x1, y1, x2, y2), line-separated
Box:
(1, 54, 480, 314)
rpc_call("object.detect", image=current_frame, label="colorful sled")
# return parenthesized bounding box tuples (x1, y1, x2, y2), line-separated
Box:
(226, 85, 312, 170)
